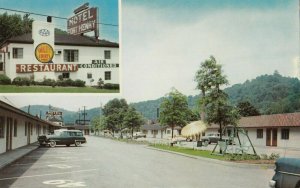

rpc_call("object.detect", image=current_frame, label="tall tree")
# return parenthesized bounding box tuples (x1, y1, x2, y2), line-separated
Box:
(237, 101, 260, 117)
(195, 56, 227, 120)
(159, 88, 193, 141)
(91, 116, 106, 135)
(195, 56, 240, 153)
(123, 106, 144, 138)
(102, 98, 129, 136)
(0, 13, 33, 43)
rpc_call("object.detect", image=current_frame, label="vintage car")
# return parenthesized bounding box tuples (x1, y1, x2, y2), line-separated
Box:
(38, 129, 86, 147)
(201, 133, 232, 144)
(269, 158, 300, 188)
(132, 132, 146, 139)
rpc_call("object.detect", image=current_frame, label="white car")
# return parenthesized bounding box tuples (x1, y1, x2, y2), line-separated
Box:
(133, 132, 146, 139)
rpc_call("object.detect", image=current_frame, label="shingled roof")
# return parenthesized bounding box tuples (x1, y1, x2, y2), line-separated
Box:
(238, 113, 300, 128)
(141, 124, 165, 131)
(206, 112, 300, 129)
(2, 32, 119, 48)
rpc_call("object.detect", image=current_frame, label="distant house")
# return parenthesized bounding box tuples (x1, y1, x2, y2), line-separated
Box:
(140, 123, 182, 139)
(205, 112, 300, 149)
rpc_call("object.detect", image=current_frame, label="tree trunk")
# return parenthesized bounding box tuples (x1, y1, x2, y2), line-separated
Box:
(171, 125, 174, 147)
(200, 89, 206, 121)
(131, 128, 134, 139)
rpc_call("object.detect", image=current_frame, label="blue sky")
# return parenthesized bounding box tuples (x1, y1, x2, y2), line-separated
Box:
(0, 0, 119, 42)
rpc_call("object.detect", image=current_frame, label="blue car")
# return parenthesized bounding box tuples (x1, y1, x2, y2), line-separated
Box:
(269, 158, 300, 188)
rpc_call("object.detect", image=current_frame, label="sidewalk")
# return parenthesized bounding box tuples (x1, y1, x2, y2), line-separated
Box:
(0, 143, 39, 170)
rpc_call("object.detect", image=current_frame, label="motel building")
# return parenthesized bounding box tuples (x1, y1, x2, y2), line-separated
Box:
(0, 100, 60, 155)
(205, 113, 300, 149)
(0, 20, 119, 86)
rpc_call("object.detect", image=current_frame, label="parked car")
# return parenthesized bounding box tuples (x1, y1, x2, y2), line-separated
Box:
(132, 132, 146, 139)
(201, 133, 232, 144)
(38, 129, 86, 147)
(269, 158, 300, 188)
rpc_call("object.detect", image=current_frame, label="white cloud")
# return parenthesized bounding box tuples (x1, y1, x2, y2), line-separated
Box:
(122, 3, 298, 103)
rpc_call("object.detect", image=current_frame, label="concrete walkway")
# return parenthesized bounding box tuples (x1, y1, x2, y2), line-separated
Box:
(0, 144, 39, 170)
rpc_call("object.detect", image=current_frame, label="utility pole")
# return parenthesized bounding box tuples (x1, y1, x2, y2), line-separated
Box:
(78, 108, 81, 125)
(82, 106, 87, 125)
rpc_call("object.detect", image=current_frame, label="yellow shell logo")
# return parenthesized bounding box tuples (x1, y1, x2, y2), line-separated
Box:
(35, 43, 54, 63)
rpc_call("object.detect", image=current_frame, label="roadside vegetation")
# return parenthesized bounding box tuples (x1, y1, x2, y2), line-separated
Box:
(150, 144, 279, 164)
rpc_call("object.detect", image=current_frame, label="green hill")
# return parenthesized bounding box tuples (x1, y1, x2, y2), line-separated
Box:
(20, 72, 300, 121)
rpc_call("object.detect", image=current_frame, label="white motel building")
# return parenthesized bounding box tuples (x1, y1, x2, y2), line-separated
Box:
(0, 21, 119, 86)
(0, 100, 59, 154)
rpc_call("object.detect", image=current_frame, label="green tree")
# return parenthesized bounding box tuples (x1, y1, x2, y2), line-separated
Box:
(237, 101, 260, 117)
(159, 88, 193, 141)
(195, 56, 227, 120)
(195, 56, 240, 153)
(102, 98, 129, 136)
(91, 116, 106, 135)
(123, 106, 144, 138)
(0, 13, 33, 43)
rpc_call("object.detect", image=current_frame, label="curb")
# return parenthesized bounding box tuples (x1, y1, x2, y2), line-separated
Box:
(0, 144, 39, 171)
(146, 146, 275, 170)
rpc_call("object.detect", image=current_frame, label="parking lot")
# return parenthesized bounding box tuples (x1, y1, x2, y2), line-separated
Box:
(0, 136, 274, 188)
(0, 145, 96, 188)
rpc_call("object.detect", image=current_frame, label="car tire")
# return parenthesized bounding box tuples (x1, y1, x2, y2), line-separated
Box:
(75, 141, 81, 147)
(66, 144, 70, 147)
(296, 181, 300, 188)
(49, 141, 56, 148)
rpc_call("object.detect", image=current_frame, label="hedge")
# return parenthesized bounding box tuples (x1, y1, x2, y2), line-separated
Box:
(0, 75, 11, 85)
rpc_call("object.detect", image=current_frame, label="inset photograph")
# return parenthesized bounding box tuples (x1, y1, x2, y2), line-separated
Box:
(0, 0, 119, 93)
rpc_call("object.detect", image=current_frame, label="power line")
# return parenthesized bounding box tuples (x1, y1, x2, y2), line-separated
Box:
(0, 7, 118, 27)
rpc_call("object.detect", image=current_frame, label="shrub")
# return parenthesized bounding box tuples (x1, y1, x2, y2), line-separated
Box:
(73, 79, 85, 87)
(269, 153, 280, 160)
(0, 75, 11, 85)
(103, 83, 119, 90)
(58, 75, 63, 81)
(42, 79, 56, 86)
(12, 77, 30, 86)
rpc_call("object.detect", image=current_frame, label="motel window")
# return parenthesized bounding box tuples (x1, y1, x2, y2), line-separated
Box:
(104, 50, 111, 59)
(105, 71, 111, 80)
(8, 52, 10, 59)
(64, 50, 78, 62)
(62, 73, 70, 79)
(0, 62, 3, 71)
(167, 130, 171, 134)
(13, 48, 23, 59)
(0, 116, 4, 138)
(281, 129, 289, 140)
(87, 73, 92, 79)
(257, 129, 263, 139)
(0, 54, 2, 60)
(14, 119, 17, 137)
(43, 126, 46, 134)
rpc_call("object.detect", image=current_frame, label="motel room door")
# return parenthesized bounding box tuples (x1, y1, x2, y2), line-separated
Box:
(6, 117, 13, 152)
(266, 128, 277, 147)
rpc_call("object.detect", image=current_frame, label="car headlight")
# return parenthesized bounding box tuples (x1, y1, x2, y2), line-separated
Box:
(269, 180, 276, 187)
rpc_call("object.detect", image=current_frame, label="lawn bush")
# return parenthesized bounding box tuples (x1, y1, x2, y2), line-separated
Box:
(12, 77, 30, 86)
(103, 83, 119, 90)
(73, 79, 85, 87)
(0, 75, 11, 85)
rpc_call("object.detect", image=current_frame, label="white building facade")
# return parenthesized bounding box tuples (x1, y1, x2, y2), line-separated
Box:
(0, 100, 59, 154)
(0, 21, 119, 86)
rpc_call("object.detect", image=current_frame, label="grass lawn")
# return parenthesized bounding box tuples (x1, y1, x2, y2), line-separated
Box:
(150, 144, 226, 160)
(0, 85, 119, 93)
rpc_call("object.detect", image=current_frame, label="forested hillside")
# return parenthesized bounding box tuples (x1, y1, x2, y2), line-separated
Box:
(225, 72, 300, 114)
(20, 72, 300, 121)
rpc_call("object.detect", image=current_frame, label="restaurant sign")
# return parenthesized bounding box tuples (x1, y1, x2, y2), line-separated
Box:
(67, 7, 97, 35)
(16, 64, 78, 73)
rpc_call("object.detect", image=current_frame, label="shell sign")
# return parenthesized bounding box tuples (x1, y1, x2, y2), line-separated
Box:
(35, 43, 54, 63)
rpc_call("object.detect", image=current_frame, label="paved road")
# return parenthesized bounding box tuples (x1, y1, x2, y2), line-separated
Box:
(0, 136, 274, 188)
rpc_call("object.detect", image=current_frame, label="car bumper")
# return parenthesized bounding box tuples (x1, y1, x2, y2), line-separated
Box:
(269, 180, 276, 187)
